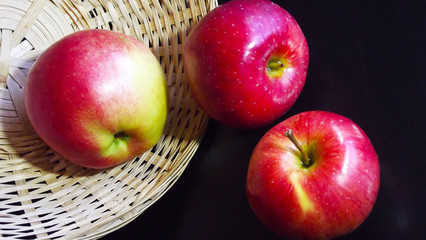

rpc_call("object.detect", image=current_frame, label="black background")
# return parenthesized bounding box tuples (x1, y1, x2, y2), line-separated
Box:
(103, 0, 425, 239)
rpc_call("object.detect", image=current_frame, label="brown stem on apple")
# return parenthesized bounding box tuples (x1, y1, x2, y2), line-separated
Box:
(284, 129, 311, 167)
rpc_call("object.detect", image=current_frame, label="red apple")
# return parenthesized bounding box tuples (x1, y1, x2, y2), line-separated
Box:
(246, 111, 380, 239)
(25, 29, 169, 169)
(183, 0, 309, 129)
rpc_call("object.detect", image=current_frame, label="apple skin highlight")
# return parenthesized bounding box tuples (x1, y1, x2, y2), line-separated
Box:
(246, 111, 380, 239)
(25, 30, 169, 169)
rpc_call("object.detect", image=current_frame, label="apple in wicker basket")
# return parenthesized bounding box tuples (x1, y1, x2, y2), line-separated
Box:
(25, 29, 169, 169)
(246, 111, 380, 239)
(183, 0, 309, 129)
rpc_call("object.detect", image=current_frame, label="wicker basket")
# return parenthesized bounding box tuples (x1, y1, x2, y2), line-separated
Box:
(0, 0, 216, 239)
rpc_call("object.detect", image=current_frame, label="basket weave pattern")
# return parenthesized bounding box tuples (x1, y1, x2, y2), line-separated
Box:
(0, 0, 216, 239)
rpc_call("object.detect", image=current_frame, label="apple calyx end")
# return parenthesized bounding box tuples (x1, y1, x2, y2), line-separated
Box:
(284, 129, 312, 167)
(113, 131, 129, 143)
(266, 57, 288, 79)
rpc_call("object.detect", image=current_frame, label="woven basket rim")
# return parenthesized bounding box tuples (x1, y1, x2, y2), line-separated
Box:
(0, 0, 216, 239)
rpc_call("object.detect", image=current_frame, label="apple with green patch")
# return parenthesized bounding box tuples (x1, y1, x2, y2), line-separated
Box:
(246, 111, 380, 239)
(183, 0, 309, 129)
(25, 29, 169, 169)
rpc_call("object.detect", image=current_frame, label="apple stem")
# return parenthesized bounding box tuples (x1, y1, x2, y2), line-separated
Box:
(284, 129, 311, 167)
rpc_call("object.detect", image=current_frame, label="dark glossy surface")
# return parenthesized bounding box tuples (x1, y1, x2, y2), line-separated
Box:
(102, 0, 425, 239)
